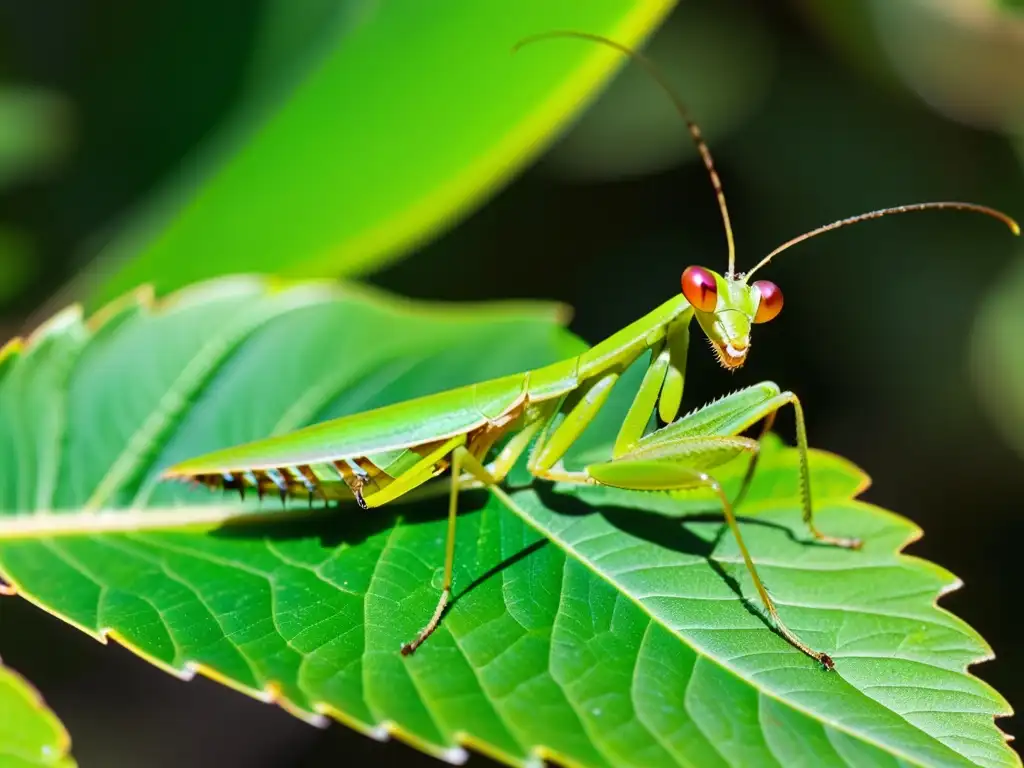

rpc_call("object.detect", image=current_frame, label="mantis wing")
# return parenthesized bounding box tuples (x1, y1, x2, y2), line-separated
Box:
(164, 373, 531, 477)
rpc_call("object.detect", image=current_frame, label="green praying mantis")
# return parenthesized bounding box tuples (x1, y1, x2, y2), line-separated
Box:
(164, 32, 1020, 669)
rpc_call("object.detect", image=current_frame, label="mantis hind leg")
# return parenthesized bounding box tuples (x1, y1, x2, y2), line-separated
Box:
(401, 445, 501, 656)
(585, 450, 834, 669)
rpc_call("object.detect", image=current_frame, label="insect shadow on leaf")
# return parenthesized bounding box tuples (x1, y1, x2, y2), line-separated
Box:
(209, 489, 553, 638)
(535, 482, 805, 634)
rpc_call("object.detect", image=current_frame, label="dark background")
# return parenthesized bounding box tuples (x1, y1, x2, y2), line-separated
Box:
(1, 1, 1023, 765)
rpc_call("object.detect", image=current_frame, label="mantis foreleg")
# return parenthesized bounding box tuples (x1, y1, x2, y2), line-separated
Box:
(585, 436, 835, 669)
(613, 318, 691, 458)
(530, 372, 620, 472)
(613, 343, 670, 458)
(658, 315, 690, 424)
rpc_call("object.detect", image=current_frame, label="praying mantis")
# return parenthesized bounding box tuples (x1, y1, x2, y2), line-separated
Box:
(164, 32, 1020, 669)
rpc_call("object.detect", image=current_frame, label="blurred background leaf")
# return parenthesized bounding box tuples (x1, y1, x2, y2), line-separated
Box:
(0, 227, 35, 307)
(972, 249, 1024, 461)
(242, 0, 366, 98)
(2, 0, 1024, 765)
(798, 0, 1024, 134)
(867, 0, 1024, 133)
(84, 1, 675, 308)
(0, 88, 68, 189)
(0, 659, 75, 767)
(0, 86, 67, 320)
(538, 1, 775, 181)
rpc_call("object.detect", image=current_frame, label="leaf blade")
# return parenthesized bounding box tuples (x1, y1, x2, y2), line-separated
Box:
(0, 278, 1017, 767)
(89, 1, 676, 305)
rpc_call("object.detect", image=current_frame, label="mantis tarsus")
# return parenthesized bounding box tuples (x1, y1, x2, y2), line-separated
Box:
(165, 31, 1020, 670)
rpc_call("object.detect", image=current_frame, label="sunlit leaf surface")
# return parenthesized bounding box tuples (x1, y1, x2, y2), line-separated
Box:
(0, 278, 1015, 766)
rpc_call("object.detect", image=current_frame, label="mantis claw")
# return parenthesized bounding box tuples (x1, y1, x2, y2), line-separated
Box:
(402, 587, 450, 656)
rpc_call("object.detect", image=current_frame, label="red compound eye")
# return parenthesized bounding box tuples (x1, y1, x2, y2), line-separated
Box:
(753, 280, 783, 323)
(681, 266, 718, 312)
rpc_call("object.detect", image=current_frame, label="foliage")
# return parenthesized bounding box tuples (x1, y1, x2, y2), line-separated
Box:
(0, 279, 1014, 767)
(87, 1, 674, 307)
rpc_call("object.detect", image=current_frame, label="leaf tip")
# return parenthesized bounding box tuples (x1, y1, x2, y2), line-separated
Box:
(86, 284, 153, 332)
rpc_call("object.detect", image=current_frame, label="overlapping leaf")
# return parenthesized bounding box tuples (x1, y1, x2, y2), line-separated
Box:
(88, 0, 675, 306)
(0, 278, 1016, 766)
(0, 660, 74, 767)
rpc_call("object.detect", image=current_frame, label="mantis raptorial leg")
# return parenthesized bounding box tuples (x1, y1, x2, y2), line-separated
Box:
(638, 389, 863, 550)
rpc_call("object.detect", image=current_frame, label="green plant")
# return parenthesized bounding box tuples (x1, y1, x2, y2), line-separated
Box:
(0, 278, 1015, 766)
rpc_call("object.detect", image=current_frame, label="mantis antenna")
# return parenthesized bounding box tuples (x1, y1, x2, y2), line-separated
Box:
(745, 202, 1021, 279)
(513, 31, 739, 276)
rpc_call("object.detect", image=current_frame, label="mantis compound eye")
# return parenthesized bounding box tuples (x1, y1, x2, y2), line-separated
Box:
(752, 280, 783, 323)
(681, 266, 718, 312)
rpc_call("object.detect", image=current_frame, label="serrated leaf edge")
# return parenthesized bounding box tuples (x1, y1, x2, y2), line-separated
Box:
(7, 274, 571, 368)
(492, 476, 1017, 768)
(3, 475, 1014, 768)
(0, 276, 1015, 766)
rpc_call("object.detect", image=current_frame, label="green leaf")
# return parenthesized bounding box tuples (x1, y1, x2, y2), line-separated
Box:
(0, 279, 1016, 766)
(88, 1, 675, 307)
(0, 660, 75, 767)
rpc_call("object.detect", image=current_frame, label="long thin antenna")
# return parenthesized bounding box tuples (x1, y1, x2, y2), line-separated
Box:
(746, 202, 1020, 279)
(513, 31, 738, 276)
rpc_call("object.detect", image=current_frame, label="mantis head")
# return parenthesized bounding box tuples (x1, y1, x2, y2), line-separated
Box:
(681, 266, 782, 370)
(512, 31, 1020, 371)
